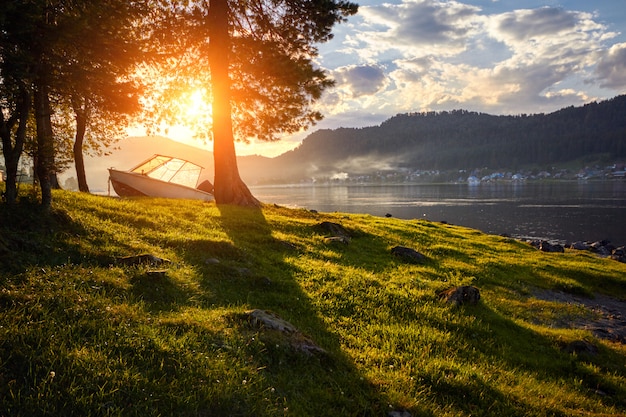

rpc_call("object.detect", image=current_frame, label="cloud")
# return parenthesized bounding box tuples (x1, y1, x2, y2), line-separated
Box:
(594, 43, 626, 89)
(357, 0, 482, 57)
(493, 7, 580, 42)
(332, 64, 388, 98)
(324, 1, 620, 118)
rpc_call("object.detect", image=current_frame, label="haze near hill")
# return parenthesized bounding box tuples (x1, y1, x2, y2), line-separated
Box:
(268, 95, 626, 183)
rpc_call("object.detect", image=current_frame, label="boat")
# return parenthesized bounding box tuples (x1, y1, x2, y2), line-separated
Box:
(108, 155, 214, 201)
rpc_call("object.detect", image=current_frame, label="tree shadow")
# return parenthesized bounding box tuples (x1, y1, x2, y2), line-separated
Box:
(0, 200, 94, 273)
(180, 203, 395, 415)
(436, 301, 626, 414)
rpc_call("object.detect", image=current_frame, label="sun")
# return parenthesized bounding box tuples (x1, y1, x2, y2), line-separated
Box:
(162, 87, 213, 143)
(183, 88, 212, 122)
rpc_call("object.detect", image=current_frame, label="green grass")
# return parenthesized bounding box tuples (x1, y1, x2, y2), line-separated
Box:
(1, 188, 625, 416)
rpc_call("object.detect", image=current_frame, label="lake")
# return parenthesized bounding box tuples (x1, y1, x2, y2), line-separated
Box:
(251, 180, 626, 246)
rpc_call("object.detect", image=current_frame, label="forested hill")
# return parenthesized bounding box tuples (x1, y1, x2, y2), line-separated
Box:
(259, 95, 626, 182)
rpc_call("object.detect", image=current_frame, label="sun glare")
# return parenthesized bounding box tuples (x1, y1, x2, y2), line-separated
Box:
(183, 88, 212, 121)
(128, 86, 296, 157)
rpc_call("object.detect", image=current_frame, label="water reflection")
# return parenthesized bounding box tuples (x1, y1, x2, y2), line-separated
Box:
(251, 181, 626, 245)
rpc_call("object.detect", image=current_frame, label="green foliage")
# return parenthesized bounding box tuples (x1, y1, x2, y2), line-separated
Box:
(1, 189, 625, 416)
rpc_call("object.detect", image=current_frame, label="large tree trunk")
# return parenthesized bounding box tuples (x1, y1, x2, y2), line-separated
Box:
(208, 0, 260, 207)
(1, 139, 21, 205)
(34, 81, 55, 208)
(0, 85, 29, 205)
(73, 108, 90, 192)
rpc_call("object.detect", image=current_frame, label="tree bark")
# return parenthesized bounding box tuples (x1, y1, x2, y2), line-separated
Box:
(0, 87, 29, 205)
(73, 107, 90, 192)
(34, 81, 55, 208)
(208, 0, 260, 207)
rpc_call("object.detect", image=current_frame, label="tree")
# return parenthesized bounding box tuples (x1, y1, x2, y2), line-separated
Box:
(0, 82, 30, 205)
(57, 0, 147, 193)
(0, 2, 37, 204)
(1, 0, 151, 204)
(155, 0, 358, 205)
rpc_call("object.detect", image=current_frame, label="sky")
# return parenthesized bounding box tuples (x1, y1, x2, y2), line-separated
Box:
(166, 0, 626, 157)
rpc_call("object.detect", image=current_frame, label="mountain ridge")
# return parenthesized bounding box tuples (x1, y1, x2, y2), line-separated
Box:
(264, 94, 626, 183)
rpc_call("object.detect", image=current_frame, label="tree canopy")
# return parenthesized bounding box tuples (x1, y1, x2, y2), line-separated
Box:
(1, 0, 358, 206)
(146, 0, 357, 205)
(1, 0, 152, 204)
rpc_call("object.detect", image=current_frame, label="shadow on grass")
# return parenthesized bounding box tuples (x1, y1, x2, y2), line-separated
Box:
(190, 204, 394, 415)
(0, 200, 92, 272)
(440, 302, 626, 414)
(129, 271, 193, 311)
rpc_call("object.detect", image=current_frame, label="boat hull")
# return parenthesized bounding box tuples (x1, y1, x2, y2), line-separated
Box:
(108, 169, 214, 201)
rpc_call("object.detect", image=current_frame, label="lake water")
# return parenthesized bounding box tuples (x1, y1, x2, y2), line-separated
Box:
(250, 181, 626, 246)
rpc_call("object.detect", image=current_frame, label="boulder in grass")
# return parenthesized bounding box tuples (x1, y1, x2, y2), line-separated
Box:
(318, 221, 351, 243)
(325, 236, 350, 245)
(538, 241, 564, 253)
(438, 286, 481, 306)
(391, 246, 427, 264)
(247, 309, 326, 356)
(249, 309, 298, 333)
(611, 246, 626, 263)
(570, 241, 591, 251)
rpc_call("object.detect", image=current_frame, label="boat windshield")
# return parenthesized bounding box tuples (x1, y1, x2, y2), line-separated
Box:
(131, 156, 202, 188)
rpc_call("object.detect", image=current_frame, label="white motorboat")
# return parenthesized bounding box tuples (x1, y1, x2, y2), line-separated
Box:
(108, 155, 214, 201)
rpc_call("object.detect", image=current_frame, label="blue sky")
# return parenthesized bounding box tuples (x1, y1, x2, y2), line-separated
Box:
(178, 1, 622, 157)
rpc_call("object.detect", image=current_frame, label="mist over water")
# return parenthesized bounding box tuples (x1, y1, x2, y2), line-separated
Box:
(251, 180, 626, 246)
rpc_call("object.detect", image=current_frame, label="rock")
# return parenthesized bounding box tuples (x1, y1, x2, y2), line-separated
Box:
(324, 236, 350, 245)
(594, 245, 612, 256)
(236, 267, 252, 276)
(610, 254, 626, 263)
(385, 213, 393, 218)
(205, 258, 220, 264)
(391, 246, 427, 264)
(439, 286, 481, 306)
(290, 333, 328, 356)
(538, 241, 564, 253)
(146, 269, 167, 277)
(590, 240, 614, 255)
(248, 309, 297, 333)
(247, 309, 326, 355)
(611, 246, 626, 263)
(318, 221, 351, 243)
(570, 241, 590, 251)
(116, 254, 170, 266)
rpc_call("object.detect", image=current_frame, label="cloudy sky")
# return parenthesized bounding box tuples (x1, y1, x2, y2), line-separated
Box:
(219, 0, 626, 156)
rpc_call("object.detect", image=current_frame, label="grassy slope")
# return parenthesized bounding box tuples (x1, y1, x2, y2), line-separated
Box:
(0, 189, 625, 416)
